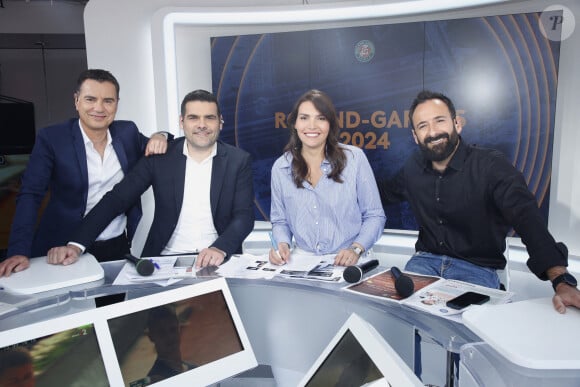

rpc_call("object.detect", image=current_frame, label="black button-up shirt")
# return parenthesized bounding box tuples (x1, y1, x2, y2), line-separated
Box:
(377, 140, 567, 279)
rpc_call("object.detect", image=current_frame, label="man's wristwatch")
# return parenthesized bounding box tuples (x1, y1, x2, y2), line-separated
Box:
(350, 245, 364, 256)
(551, 272, 577, 291)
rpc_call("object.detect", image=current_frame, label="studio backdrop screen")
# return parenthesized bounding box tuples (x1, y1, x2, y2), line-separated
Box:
(210, 11, 561, 229)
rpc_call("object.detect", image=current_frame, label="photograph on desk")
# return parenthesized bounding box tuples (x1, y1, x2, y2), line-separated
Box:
(344, 268, 440, 301)
(403, 279, 514, 317)
(0, 323, 108, 387)
(106, 290, 244, 387)
(344, 269, 514, 318)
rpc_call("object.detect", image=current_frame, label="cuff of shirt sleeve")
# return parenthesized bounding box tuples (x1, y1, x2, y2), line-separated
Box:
(527, 242, 568, 280)
(67, 242, 86, 254)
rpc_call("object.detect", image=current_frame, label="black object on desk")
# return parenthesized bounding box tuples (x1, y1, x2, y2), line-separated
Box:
(343, 259, 379, 283)
(390, 266, 415, 298)
(124, 254, 155, 276)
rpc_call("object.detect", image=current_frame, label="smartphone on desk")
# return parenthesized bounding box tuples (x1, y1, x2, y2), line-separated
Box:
(174, 254, 197, 267)
(446, 291, 490, 310)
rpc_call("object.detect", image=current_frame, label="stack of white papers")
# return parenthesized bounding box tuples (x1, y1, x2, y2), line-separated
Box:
(216, 253, 347, 282)
(113, 256, 197, 286)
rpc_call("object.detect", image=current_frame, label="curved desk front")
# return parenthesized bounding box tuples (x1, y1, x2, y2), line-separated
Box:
(0, 261, 477, 386)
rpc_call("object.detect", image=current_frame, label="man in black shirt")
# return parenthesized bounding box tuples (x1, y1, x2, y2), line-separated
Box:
(377, 90, 580, 313)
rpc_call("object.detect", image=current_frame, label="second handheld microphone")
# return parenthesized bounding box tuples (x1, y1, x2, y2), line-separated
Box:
(343, 259, 379, 283)
(124, 254, 155, 276)
(390, 266, 414, 298)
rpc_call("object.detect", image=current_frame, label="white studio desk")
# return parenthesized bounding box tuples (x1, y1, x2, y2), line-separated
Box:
(1, 260, 478, 386)
(2, 259, 580, 386)
(119, 270, 480, 386)
(0, 254, 104, 294)
(459, 298, 580, 386)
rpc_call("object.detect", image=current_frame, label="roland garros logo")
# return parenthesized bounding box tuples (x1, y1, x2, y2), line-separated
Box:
(354, 40, 375, 63)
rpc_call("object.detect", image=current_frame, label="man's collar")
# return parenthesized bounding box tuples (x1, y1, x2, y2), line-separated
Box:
(182, 141, 217, 163)
(78, 120, 111, 146)
(446, 139, 467, 172)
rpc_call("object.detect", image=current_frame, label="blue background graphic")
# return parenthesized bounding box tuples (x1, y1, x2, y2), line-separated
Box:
(211, 11, 560, 230)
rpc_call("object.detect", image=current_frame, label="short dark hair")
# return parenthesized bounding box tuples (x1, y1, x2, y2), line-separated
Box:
(75, 69, 120, 98)
(409, 90, 457, 129)
(180, 89, 221, 118)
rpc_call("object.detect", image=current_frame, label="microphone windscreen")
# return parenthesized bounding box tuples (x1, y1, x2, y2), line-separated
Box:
(395, 275, 415, 298)
(124, 254, 155, 276)
(343, 265, 363, 283)
(136, 259, 155, 276)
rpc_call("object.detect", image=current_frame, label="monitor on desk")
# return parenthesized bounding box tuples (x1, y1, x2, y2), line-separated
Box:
(0, 316, 109, 386)
(97, 277, 257, 386)
(298, 313, 423, 387)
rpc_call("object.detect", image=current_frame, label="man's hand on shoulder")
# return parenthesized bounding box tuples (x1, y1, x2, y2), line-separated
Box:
(46, 245, 82, 266)
(0, 255, 30, 277)
(145, 132, 169, 156)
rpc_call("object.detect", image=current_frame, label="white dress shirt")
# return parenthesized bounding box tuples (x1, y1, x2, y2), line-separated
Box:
(79, 122, 127, 241)
(161, 141, 218, 254)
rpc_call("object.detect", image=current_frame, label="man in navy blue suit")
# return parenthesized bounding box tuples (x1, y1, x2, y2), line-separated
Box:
(0, 69, 169, 276)
(47, 89, 255, 269)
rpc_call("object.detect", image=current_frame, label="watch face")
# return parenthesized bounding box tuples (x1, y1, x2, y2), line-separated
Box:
(553, 273, 578, 290)
(564, 273, 578, 286)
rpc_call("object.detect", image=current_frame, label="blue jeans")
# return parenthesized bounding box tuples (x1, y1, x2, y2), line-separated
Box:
(407, 251, 500, 382)
(405, 251, 501, 289)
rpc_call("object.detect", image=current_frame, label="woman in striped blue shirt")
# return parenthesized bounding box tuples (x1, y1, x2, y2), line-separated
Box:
(269, 90, 386, 266)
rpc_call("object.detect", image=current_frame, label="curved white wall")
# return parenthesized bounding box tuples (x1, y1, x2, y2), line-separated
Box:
(84, 0, 580, 258)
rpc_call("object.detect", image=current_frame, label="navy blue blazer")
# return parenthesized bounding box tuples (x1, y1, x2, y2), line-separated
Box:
(71, 138, 255, 258)
(7, 119, 148, 258)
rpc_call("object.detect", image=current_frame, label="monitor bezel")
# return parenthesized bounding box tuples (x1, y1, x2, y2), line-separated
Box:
(0, 278, 257, 387)
(297, 313, 423, 387)
(0, 309, 110, 385)
(96, 277, 257, 387)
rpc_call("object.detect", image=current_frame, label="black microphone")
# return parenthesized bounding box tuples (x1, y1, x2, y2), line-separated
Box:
(343, 259, 379, 283)
(124, 254, 155, 276)
(390, 266, 414, 298)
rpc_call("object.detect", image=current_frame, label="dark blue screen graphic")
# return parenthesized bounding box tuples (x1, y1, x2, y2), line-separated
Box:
(211, 11, 561, 230)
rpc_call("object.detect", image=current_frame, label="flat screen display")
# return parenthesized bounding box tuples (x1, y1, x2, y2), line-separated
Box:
(298, 313, 422, 387)
(0, 323, 109, 387)
(0, 102, 35, 155)
(305, 329, 383, 387)
(107, 289, 244, 387)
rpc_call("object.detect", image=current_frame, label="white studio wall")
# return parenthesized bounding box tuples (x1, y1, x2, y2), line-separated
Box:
(84, 0, 580, 258)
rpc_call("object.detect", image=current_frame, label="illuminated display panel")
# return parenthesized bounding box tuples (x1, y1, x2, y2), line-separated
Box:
(0, 322, 109, 387)
(99, 278, 257, 387)
(299, 313, 423, 387)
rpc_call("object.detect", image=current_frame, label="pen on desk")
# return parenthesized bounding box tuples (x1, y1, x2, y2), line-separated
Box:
(268, 232, 285, 263)
(150, 259, 160, 270)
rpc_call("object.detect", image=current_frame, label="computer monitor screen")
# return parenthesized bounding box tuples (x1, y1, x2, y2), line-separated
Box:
(299, 313, 422, 387)
(101, 278, 256, 386)
(0, 323, 108, 387)
(305, 328, 383, 386)
(0, 101, 35, 155)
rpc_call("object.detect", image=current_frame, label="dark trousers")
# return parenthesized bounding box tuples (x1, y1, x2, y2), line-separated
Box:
(89, 233, 131, 307)
(87, 233, 130, 262)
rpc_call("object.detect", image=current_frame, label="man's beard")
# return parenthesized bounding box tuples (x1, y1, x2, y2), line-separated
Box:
(418, 130, 460, 162)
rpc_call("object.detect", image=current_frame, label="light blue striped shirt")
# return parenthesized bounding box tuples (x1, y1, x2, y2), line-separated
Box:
(270, 144, 386, 254)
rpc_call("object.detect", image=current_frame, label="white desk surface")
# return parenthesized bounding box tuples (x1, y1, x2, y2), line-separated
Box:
(0, 254, 104, 295)
(462, 297, 580, 370)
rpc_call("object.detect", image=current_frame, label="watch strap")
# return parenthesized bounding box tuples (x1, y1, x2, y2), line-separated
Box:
(350, 245, 364, 256)
(552, 273, 578, 291)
